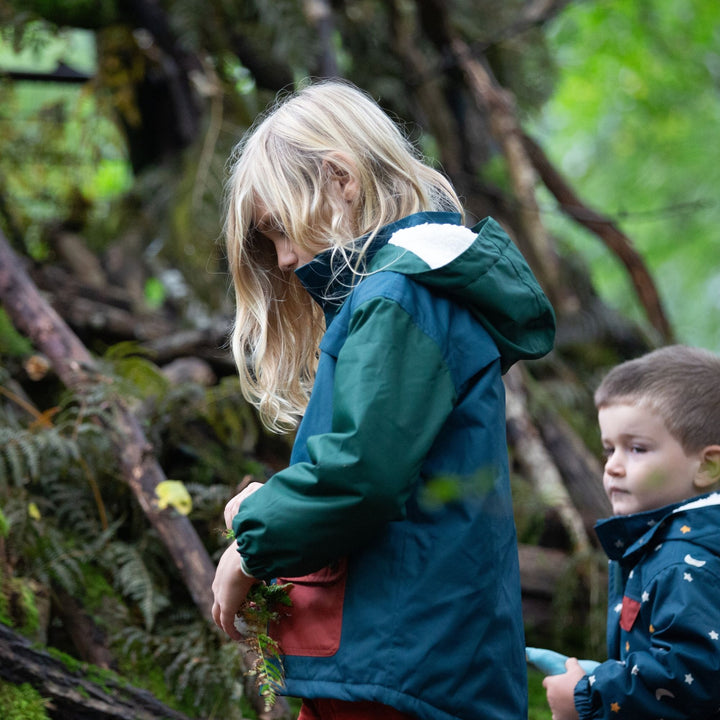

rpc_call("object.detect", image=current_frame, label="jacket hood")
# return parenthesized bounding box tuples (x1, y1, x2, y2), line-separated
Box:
(296, 212, 556, 372)
(596, 491, 720, 562)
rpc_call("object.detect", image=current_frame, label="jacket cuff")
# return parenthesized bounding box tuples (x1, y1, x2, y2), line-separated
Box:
(238, 552, 254, 579)
(573, 673, 598, 720)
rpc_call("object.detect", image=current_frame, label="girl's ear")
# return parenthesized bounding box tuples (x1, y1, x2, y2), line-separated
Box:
(695, 446, 720, 489)
(322, 152, 360, 204)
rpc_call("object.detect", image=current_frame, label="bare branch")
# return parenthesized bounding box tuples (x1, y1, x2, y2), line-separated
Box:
(522, 132, 674, 342)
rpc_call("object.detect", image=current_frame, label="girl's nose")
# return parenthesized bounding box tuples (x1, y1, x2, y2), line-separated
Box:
(274, 239, 297, 272)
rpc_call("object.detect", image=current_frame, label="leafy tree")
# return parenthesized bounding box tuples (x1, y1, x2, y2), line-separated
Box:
(533, 0, 720, 350)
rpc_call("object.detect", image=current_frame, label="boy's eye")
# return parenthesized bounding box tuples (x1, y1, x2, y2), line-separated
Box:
(629, 445, 647, 454)
(601, 446, 613, 459)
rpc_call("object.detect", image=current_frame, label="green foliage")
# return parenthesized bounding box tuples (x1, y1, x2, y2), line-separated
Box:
(0, 340, 273, 717)
(150, 375, 265, 491)
(0, 22, 131, 258)
(117, 615, 248, 717)
(240, 582, 294, 712)
(0, 309, 33, 355)
(0, 680, 50, 720)
(101, 341, 170, 400)
(528, 668, 553, 720)
(534, 0, 720, 351)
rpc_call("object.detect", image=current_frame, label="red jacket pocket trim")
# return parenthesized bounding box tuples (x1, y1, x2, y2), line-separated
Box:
(620, 596, 641, 632)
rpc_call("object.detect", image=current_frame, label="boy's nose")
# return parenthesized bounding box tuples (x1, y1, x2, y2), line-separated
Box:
(605, 451, 624, 476)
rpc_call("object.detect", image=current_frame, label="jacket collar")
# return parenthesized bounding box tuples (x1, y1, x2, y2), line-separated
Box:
(595, 491, 720, 561)
(294, 212, 462, 316)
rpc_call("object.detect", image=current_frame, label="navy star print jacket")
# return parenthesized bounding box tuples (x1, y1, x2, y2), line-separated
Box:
(574, 491, 720, 720)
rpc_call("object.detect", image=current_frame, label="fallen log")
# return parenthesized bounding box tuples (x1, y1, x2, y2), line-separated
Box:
(0, 622, 194, 720)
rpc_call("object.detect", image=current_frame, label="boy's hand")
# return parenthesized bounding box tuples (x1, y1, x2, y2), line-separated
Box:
(211, 542, 257, 640)
(224, 481, 264, 530)
(542, 657, 586, 720)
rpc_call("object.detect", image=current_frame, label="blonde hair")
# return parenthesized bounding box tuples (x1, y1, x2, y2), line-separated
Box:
(594, 345, 720, 453)
(225, 80, 463, 431)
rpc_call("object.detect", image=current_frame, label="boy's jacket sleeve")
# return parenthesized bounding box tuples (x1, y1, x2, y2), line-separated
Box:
(574, 561, 720, 720)
(232, 293, 458, 579)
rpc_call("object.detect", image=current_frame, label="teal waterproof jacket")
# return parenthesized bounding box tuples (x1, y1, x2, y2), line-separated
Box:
(233, 212, 556, 720)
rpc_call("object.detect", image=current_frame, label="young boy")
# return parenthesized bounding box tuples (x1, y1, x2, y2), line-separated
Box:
(539, 345, 720, 720)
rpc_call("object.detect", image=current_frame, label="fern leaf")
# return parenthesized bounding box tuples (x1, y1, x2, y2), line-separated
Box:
(17, 434, 40, 480)
(4, 439, 27, 486)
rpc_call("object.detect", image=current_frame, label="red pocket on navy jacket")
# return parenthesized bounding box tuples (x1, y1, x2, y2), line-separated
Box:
(270, 557, 348, 657)
(620, 596, 641, 632)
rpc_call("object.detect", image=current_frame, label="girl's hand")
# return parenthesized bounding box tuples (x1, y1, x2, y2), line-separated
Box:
(542, 657, 585, 720)
(211, 542, 257, 640)
(224, 481, 264, 530)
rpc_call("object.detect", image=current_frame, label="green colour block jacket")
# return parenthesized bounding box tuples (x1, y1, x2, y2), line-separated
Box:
(233, 212, 556, 720)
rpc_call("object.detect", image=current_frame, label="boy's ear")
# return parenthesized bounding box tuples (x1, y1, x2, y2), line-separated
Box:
(695, 446, 720, 489)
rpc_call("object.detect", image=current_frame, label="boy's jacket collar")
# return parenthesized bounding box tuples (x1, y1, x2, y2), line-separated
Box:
(596, 491, 720, 561)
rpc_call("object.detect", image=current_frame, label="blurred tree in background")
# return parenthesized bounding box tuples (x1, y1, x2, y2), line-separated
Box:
(0, 1, 718, 718)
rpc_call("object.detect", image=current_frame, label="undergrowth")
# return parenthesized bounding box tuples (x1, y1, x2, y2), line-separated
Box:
(0, 347, 279, 718)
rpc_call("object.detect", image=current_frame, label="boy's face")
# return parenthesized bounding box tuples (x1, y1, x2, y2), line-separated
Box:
(598, 402, 704, 515)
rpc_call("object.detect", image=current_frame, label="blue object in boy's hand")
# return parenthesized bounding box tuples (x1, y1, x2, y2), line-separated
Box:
(526, 647, 601, 676)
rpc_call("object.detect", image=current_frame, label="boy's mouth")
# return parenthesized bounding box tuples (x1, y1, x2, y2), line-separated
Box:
(608, 486, 630, 498)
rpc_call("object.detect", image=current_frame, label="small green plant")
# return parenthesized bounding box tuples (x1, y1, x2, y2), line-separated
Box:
(0, 680, 50, 720)
(240, 581, 293, 712)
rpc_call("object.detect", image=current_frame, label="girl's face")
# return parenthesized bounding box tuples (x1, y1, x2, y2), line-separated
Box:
(252, 201, 316, 272)
(598, 402, 703, 515)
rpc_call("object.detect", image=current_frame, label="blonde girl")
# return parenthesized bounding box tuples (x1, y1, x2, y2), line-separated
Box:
(225, 80, 462, 432)
(212, 79, 555, 720)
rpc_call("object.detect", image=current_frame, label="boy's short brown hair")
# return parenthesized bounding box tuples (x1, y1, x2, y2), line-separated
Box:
(594, 345, 720, 453)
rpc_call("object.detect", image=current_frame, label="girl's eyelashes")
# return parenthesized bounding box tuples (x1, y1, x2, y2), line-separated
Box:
(254, 213, 286, 237)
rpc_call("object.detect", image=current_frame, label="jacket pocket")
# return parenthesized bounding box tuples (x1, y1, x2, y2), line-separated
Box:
(620, 595, 641, 632)
(270, 557, 347, 657)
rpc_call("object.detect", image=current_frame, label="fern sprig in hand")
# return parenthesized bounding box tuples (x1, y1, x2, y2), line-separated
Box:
(238, 581, 293, 711)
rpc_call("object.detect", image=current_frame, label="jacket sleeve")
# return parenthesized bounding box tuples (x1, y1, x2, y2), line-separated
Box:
(233, 290, 464, 579)
(574, 559, 720, 719)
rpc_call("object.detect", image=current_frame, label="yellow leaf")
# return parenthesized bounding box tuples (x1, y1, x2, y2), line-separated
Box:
(155, 480, 192, 516)
(28, 502, 41, 521)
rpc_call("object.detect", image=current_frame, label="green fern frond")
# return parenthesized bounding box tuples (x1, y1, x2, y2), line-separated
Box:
(3, 438, 27, 487)
(42, 483, 99, 535)
(16, 435, 40, 480)
(240, 582, 293, 710)
(103, 542, 169, 630)
(114, 618, 247, 713)
(34, 532, 85, 595)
